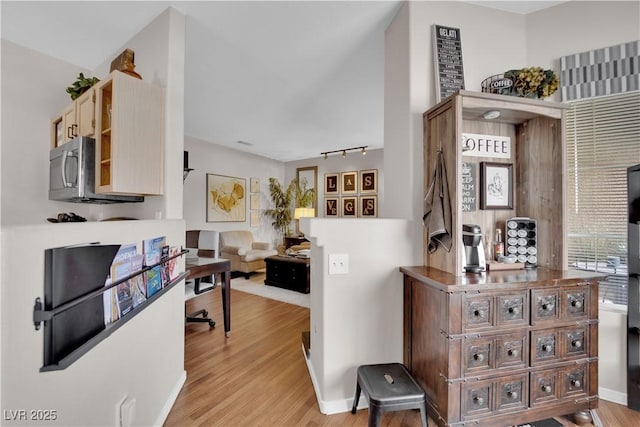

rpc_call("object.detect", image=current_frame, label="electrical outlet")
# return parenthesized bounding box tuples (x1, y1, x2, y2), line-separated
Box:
(329, 254, 349, 275)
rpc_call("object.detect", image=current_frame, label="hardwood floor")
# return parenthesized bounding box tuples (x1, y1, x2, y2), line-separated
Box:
(164, 287, 640, 426)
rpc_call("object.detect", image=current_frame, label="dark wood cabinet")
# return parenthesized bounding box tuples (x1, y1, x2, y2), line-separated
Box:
(401, 266, 600, 427)
(265, 255, 310, 294)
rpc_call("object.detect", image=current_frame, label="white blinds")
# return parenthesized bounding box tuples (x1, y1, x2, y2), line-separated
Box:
(565, 91, 640, 305)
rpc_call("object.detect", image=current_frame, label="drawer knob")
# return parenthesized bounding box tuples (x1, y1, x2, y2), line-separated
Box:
(542, 385, 552, 393)
(571, 300, 583, 308)
(541, 303, 552, 311)
(507, 391, 518, 399)
(571, 379, 582, 388)
(473, 396, 484, 405)
(508, 307, 519, 314)
(473, 309, 483, 317)
(507, 349, 519, 357)
(572, 340, 582, 348)
(542, 344, 553, 353)
(473, 353, 484, 362)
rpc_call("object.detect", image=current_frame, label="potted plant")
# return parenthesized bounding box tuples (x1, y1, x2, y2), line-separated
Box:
(66, 72, 100, 100)
(265, 177, 296, 237)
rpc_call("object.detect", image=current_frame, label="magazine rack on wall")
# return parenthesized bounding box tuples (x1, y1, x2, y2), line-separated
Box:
(33, 244, 187, 372)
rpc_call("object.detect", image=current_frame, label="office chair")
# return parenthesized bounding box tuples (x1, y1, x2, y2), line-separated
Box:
(185, 230, 219, 327)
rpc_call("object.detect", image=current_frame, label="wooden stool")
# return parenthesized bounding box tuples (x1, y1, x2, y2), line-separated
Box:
(351, 363, 428, 427)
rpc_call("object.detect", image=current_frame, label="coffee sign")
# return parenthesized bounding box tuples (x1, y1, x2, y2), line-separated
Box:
(462, 133, 511, 159)
(461, 162, 476, 212)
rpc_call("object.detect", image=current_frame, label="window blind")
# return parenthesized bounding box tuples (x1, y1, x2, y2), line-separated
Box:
(566, 91, 640, 306)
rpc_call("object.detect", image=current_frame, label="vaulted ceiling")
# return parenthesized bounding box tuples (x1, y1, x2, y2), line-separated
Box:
(1, 1, 565, 161)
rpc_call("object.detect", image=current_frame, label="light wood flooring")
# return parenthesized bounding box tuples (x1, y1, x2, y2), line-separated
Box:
(164, 287, 640, 426)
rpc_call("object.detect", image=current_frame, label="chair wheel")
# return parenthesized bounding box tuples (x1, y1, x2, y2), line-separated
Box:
(208, 320, 216, 328)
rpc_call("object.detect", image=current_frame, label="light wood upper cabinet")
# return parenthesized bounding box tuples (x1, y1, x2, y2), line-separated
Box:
(94, 71, 165, 196)
(51, 89, 96, 148)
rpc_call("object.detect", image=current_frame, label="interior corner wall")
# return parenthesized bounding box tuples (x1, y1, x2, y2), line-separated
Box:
(183, 136, 284, 247)
(284, 149, 384, 217)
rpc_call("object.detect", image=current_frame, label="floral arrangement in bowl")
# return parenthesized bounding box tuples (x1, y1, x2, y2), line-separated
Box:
(503, 67, 559, 98)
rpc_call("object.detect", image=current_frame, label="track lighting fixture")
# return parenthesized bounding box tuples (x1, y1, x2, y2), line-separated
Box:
(320, 146, 369, 159)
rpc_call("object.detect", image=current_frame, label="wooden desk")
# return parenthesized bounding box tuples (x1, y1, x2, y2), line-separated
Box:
(186, 257, 231, 337)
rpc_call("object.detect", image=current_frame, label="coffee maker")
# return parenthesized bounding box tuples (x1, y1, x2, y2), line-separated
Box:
(462, 224, 486, 273)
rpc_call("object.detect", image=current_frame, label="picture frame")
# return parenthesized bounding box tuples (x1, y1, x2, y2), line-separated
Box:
(359, 195, 378, 217)
(342, 197, 357, 217)
(360, 169, 378, 194)
(250, 193, 260, 210)
(206, 173, 246, 222)
(250, 211, 260, 227)
(480, 162, 513, 210)
(250, 177, 260, 193)
(341, 171, 358, 194)
(325, 173, 339, 194)
(325, 197, 339, 217)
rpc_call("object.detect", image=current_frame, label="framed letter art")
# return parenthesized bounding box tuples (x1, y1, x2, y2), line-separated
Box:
(360, 169, 377, 193)
(325, 197, 339, 217)
(480, 162, 513, 210)
(341, 171, 358, 194)
(342, 197, 357, 217)
(325, 173, 339, 194)
(359, 195, 377, 217)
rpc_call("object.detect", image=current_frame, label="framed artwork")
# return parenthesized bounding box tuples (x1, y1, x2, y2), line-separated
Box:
(359, 195, 378, 217)
(360, 169, 378, 193)
(250, 211, 260, 227)
(250, 177, 260, 193)
(325, 173, 339, 194)
(250, 193, 260, 210)
(206, 173, 246, 222)
(342, 197, 357, 217)
(341, 171, 358, 194)
(480, 162, 513, 210)
(325, 197, 339, 217)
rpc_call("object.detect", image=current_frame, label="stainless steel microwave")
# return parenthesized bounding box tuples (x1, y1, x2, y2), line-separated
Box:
(49, 136, 143, 204)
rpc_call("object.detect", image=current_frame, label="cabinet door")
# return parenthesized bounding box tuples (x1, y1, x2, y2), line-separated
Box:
(95, 71, 164, 195)
(76, 89, 95, 137)
(62, 104, 76, 143)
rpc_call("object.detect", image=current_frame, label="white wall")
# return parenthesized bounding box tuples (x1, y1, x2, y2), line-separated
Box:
(303, 218, 416, 414)
(1, 220, 186, 426)
(183, 136, 284, 246)
(1, 7, 188, 426)
(285, 149, 384, 217)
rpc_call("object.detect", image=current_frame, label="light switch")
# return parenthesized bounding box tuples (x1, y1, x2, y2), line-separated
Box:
(329, 254, 349, 275)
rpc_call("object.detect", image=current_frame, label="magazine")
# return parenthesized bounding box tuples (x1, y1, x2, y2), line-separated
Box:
(129, 254, 146, 308)
(110, 244, 137, 318)
(160, 245, 170, 286)
(143, 236, 166, 267)
(168, 246, 181, 281)
(146, 266, 163, 298)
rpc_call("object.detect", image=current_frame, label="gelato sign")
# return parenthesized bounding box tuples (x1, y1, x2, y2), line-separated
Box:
(433, 24, 465, 102)
(462, 133, 511, 159)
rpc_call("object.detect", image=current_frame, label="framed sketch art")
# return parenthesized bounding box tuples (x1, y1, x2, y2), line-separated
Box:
(480, 162, 513, 210)
(206, 173, 246, 222)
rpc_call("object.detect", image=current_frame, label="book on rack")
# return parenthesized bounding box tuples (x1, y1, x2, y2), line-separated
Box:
(160, 245, 170, 286)
(129, 254, 146, 308)
(146, 266, 163, 298)
(143, 236, 166, 267)
(168, 246, 181, 281)
(110, 243, 138, 318)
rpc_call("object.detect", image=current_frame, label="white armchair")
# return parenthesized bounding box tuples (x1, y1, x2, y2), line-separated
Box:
(219, 230, 277, 279)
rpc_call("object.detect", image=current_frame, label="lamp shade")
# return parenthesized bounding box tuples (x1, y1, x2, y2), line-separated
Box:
(294, 207, 315, 219)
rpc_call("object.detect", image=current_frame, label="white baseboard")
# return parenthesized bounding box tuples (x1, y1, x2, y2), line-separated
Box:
(154, 370, 187, 426)
(301, 345, 367, 415)
(599, 386, 627, 406)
